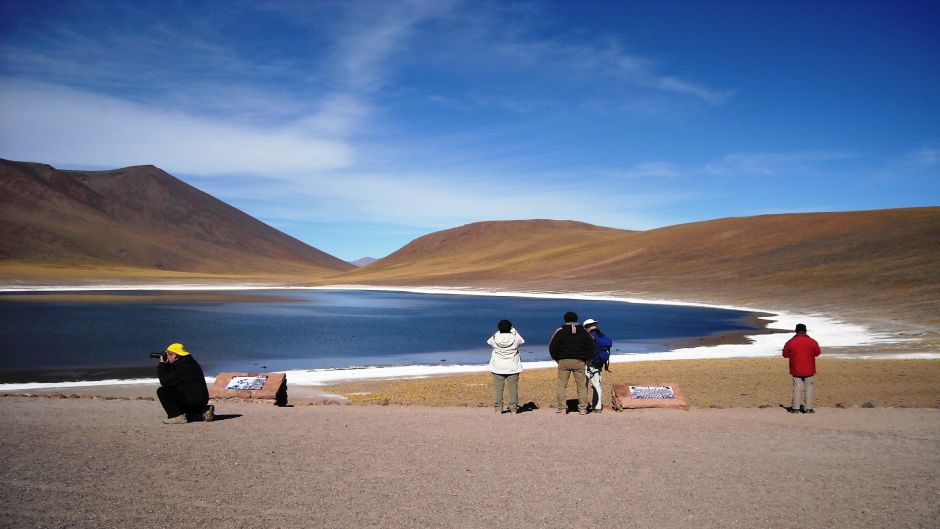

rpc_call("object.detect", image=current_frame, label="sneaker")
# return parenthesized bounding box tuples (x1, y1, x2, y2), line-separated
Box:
(802, 408, 815, 414)
(799, 405, 806, 413)
(202, 404, 215, 422)
(787, 407, 800, 414)
(163, 414, 187, 424)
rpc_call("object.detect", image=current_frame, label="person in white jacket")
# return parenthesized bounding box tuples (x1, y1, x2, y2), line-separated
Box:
(487, 319, 525, 414)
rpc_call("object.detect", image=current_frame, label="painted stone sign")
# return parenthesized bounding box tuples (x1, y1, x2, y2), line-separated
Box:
(225, 376, 268, 391)
(611, 382, 688, 410)
(210, 372, 287, 406)
(629, 385, 676, 399)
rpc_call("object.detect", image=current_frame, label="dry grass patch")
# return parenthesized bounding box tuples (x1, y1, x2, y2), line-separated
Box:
(324, 358, 940, 409)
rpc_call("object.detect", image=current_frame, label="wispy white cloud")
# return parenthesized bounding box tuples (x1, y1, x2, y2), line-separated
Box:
(0, 80, 353, 175)
(704, 151, 858, 177)
(902, 144, 940, 168)
(604, 162, 682, 180)
(328, 0, 459, 93)
(430, 24, 733, 110)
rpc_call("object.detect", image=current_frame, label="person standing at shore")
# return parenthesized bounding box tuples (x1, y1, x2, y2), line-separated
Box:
(487, 319, 525, 414)
(157, 343, 214, 424)
(549, 311, 593, 414)
(583, 318, 612, 413)
(782, 323, 821, 414)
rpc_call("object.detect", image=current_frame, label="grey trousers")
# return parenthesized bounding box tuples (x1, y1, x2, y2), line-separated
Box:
(556, 359, 588, 411)
(792, 375, 815, 410)
(492, 373, 519, 411)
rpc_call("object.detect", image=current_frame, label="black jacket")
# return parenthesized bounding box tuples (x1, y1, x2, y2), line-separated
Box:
(158, 355, 209, 406)
(549, 323, 594, 361)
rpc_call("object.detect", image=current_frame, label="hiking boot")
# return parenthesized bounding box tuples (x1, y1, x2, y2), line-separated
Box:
(202, 404, 215, 422)
(163, 414, 187, 424)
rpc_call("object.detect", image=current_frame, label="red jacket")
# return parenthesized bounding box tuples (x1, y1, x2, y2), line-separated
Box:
(782, 333, 821, 377)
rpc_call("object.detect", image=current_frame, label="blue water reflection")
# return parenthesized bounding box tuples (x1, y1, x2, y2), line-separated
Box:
(0, 289, 759, 375)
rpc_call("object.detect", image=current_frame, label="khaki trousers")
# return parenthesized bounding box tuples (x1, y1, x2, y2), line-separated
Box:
(492, 373, 519, 412)
(556, 359, 588, 411)
(792, 375, 815, 410)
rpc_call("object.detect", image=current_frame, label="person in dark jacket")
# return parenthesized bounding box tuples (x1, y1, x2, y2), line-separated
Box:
(548, 311, 594, 414)
(157, 342, 213, 424)
(782, 323, 821, 414)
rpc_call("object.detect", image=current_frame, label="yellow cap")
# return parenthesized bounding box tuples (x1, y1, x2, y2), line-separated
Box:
(165, 343, 190, 356)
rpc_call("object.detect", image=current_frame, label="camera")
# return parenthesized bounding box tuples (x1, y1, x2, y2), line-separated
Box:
(149, 352, 166, 360)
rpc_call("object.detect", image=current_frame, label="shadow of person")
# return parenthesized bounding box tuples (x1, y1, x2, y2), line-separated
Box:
(565, 398, 581, 413)
(514, 401, 540, 414)
(184, 412, 243, 422)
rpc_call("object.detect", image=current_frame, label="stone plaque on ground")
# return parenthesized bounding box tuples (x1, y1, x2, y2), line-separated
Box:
(210, 372, 287, 406)
(611, 382, 688, 410)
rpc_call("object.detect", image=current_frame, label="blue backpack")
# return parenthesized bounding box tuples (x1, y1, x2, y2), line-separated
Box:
(589, 330, 613, 370)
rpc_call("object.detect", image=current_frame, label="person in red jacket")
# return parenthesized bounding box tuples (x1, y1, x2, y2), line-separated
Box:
(782, 323, 821, 414)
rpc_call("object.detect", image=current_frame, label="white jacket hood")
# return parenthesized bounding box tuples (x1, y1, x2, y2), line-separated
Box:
(487, 329, 525, 374)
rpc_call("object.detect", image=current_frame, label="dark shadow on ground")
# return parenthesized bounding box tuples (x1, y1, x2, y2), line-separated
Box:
(184, 413, 242, 422)
(210, 414, 242, 421)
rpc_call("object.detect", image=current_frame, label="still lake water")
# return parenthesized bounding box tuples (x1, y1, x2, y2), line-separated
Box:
(0, 289, 760, 381)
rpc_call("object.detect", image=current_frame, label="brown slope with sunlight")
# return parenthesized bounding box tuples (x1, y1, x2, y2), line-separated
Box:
(338, 208, 940, 332)
(0, 159, 354, 281)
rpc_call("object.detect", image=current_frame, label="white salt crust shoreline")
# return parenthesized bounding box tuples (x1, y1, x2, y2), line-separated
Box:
(1, 283, 933, 391)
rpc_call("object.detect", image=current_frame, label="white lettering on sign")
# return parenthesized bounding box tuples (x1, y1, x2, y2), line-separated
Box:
(629, 385, 675, 399)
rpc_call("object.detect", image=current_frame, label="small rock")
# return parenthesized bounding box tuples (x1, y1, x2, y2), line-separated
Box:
(758, 404, 770, 409)
(378, 398, 389, 406)
(68, 394, 81, 399)
(835, 402, 846, 408)
(862, 401, 875, 408)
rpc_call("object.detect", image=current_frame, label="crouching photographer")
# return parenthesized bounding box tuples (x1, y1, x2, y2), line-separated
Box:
(155, 343, 214, 424)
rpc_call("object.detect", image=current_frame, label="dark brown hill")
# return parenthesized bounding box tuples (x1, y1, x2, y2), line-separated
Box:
(339, 209, 940, 330)
(0, 159, 354, 280)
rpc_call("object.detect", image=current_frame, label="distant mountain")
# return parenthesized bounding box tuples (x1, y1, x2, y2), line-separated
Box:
(0, 159, 354, 280)
(340, 210, 940, 327)
(350, 257, 377, 267)
(3, 157, 937, 335)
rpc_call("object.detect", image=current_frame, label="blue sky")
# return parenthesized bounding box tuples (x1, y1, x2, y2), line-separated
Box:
(1, 1, 938, 261)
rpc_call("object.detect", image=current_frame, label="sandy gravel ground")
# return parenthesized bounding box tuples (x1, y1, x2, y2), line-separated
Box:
(1, 398, 938, 529)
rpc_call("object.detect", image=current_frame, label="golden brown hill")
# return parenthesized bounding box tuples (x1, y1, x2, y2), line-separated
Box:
(343, 219, 626, 282)
(0, 159, 354, 281)
(337, 209, 940, 333)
